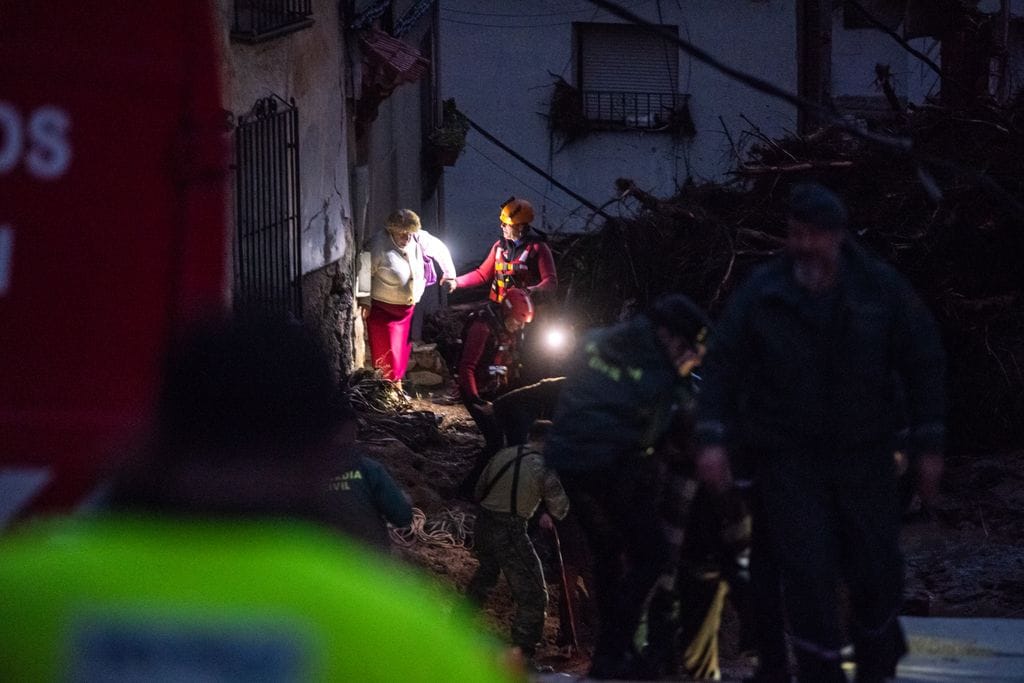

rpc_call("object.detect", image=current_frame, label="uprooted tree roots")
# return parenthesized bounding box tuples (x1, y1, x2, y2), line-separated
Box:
(541, 100, 1024, 452)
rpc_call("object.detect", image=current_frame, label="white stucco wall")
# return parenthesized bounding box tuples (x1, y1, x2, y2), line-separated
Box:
(354, 1, 441, 247)
(438, 0, 798, 261)
(216, 0, 353, 276)
(365, 71, 430, 240)
(830, 7, 941, 105)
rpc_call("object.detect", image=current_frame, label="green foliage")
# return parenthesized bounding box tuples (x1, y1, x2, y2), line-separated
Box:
(427, 98, 470, 152)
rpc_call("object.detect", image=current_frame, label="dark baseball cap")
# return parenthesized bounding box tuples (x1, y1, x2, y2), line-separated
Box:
(788, 182, 848, 231)
(647, 293, 710, 349)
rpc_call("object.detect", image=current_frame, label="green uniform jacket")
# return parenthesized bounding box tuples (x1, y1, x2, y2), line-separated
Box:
(325, 451, 413, 551)
(544, 314, 693, 471)
(0, 515, 517, 682)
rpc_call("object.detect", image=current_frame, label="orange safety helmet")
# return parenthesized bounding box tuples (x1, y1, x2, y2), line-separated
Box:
(502, 288, 534, 324)
(499, 196, 535, 226)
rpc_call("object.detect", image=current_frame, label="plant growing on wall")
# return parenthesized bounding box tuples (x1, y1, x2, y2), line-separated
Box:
(426, 98, 470, 166)
(548, 76, 590, 147)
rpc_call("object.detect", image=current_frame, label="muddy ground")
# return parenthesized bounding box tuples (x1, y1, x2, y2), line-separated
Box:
(357, 389, 1024, 678)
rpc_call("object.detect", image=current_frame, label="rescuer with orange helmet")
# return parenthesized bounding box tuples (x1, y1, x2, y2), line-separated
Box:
(453, 197, 557, 304)
(456, 288, 535, 490)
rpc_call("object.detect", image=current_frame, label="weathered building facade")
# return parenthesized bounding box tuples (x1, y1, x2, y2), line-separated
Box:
(439, 0, 802, 253)
(214, 0, 445, 375)
(436, 0, 969, 259)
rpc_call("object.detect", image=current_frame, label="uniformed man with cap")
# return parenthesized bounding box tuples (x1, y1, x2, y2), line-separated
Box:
(544, 293, 711, 680)
(695, 182, 946, 683)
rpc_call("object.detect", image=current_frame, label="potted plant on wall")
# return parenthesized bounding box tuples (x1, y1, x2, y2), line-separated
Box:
(426, 98, 470, 167)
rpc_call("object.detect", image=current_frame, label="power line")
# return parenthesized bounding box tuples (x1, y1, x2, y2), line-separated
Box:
(464, 116, 612, 220)
(583, 0, 1024, 218)
(464, 141, 573, 212)
(445, 0, 649, 18)
(440, 15, 579, 28)
(846, 0, 943, 80)
(445, 4, 597, 18)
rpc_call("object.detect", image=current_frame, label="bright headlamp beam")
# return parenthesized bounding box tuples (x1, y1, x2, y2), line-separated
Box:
(545, 328, 567, 349)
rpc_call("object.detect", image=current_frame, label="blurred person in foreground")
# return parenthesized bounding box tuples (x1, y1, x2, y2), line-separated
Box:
(323, 394, 413, 556)
(695, 182, 946, 683)
(0, 315, 519, 682)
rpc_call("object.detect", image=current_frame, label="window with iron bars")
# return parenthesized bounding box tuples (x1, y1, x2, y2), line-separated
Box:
(232, 0, 313, 43)
(581, 91, 688, 130)
(576, 22, 685, 131)
(232, 96, 303, 320)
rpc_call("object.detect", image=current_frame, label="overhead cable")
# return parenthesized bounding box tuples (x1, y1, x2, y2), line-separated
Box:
(440, 15, 582, 29)
(464, 116, 613, 220)
(845, 0, 958, 90)
(393, 0, 436, 37)
(465, 141, 573, 213)
(583, 0, 1024, 218)
(445, 0, 649, 18)
(349, 0, 390, 30)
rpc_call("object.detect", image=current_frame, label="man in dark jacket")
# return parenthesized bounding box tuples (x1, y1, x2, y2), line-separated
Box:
(544, 293, 710, 679)
(695, 183, 946, 683)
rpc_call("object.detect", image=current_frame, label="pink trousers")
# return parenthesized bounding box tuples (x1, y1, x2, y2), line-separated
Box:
(367, 300, 415, 381)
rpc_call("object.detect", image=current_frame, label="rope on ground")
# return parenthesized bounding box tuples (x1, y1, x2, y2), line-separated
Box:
(390, 506, 475, 549)
(346, 368, 412, 414)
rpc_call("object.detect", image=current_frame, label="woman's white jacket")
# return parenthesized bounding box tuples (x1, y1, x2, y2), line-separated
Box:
(358, 229, 455, 306)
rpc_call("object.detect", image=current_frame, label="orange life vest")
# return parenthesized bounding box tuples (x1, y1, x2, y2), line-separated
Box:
(489, 240, 539, 303)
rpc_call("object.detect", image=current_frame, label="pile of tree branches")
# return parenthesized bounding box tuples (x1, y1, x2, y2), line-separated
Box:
(550, 97, 1024, 451)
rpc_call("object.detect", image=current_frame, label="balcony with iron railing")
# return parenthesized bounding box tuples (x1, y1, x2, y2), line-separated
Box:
(581, 90, 690, 131)
(232, 0, 314, 43)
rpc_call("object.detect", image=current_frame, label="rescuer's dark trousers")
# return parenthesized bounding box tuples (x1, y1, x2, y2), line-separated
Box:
(459, 399, 504, 497)
(644, 485, 756, 680)
(745, 485, 790, 680)
(467, 508, 548, 655)
(759, 448, 905, 683)
(558, 455, 671, 678)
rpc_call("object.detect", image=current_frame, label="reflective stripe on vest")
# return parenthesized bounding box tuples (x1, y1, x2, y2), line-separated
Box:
(489, 244, 534, 303)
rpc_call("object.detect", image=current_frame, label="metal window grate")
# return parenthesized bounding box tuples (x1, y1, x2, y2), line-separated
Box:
(232, 96, 303, 320)
(232, 0, 313, 43)
(576, 22, 684, 131)
(582, 91, 687, 130)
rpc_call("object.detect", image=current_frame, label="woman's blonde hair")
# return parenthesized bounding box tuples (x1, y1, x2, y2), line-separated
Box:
(385, 209, 421, 234)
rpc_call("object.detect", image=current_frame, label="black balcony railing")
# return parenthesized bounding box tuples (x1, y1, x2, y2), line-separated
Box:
(232, 96, 303, 320)
(232, 0, 313, 43)
(582, 90, 688, 130)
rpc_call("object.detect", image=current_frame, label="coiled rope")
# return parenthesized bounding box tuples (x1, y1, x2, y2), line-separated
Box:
(390, 506, 475, 549)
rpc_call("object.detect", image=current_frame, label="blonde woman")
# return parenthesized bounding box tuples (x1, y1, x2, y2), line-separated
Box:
(359, 209, 456, 383)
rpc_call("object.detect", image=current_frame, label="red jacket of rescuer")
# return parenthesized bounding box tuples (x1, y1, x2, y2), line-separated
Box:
(455, 231, 556, 304)
(0, 1, 228, 524)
